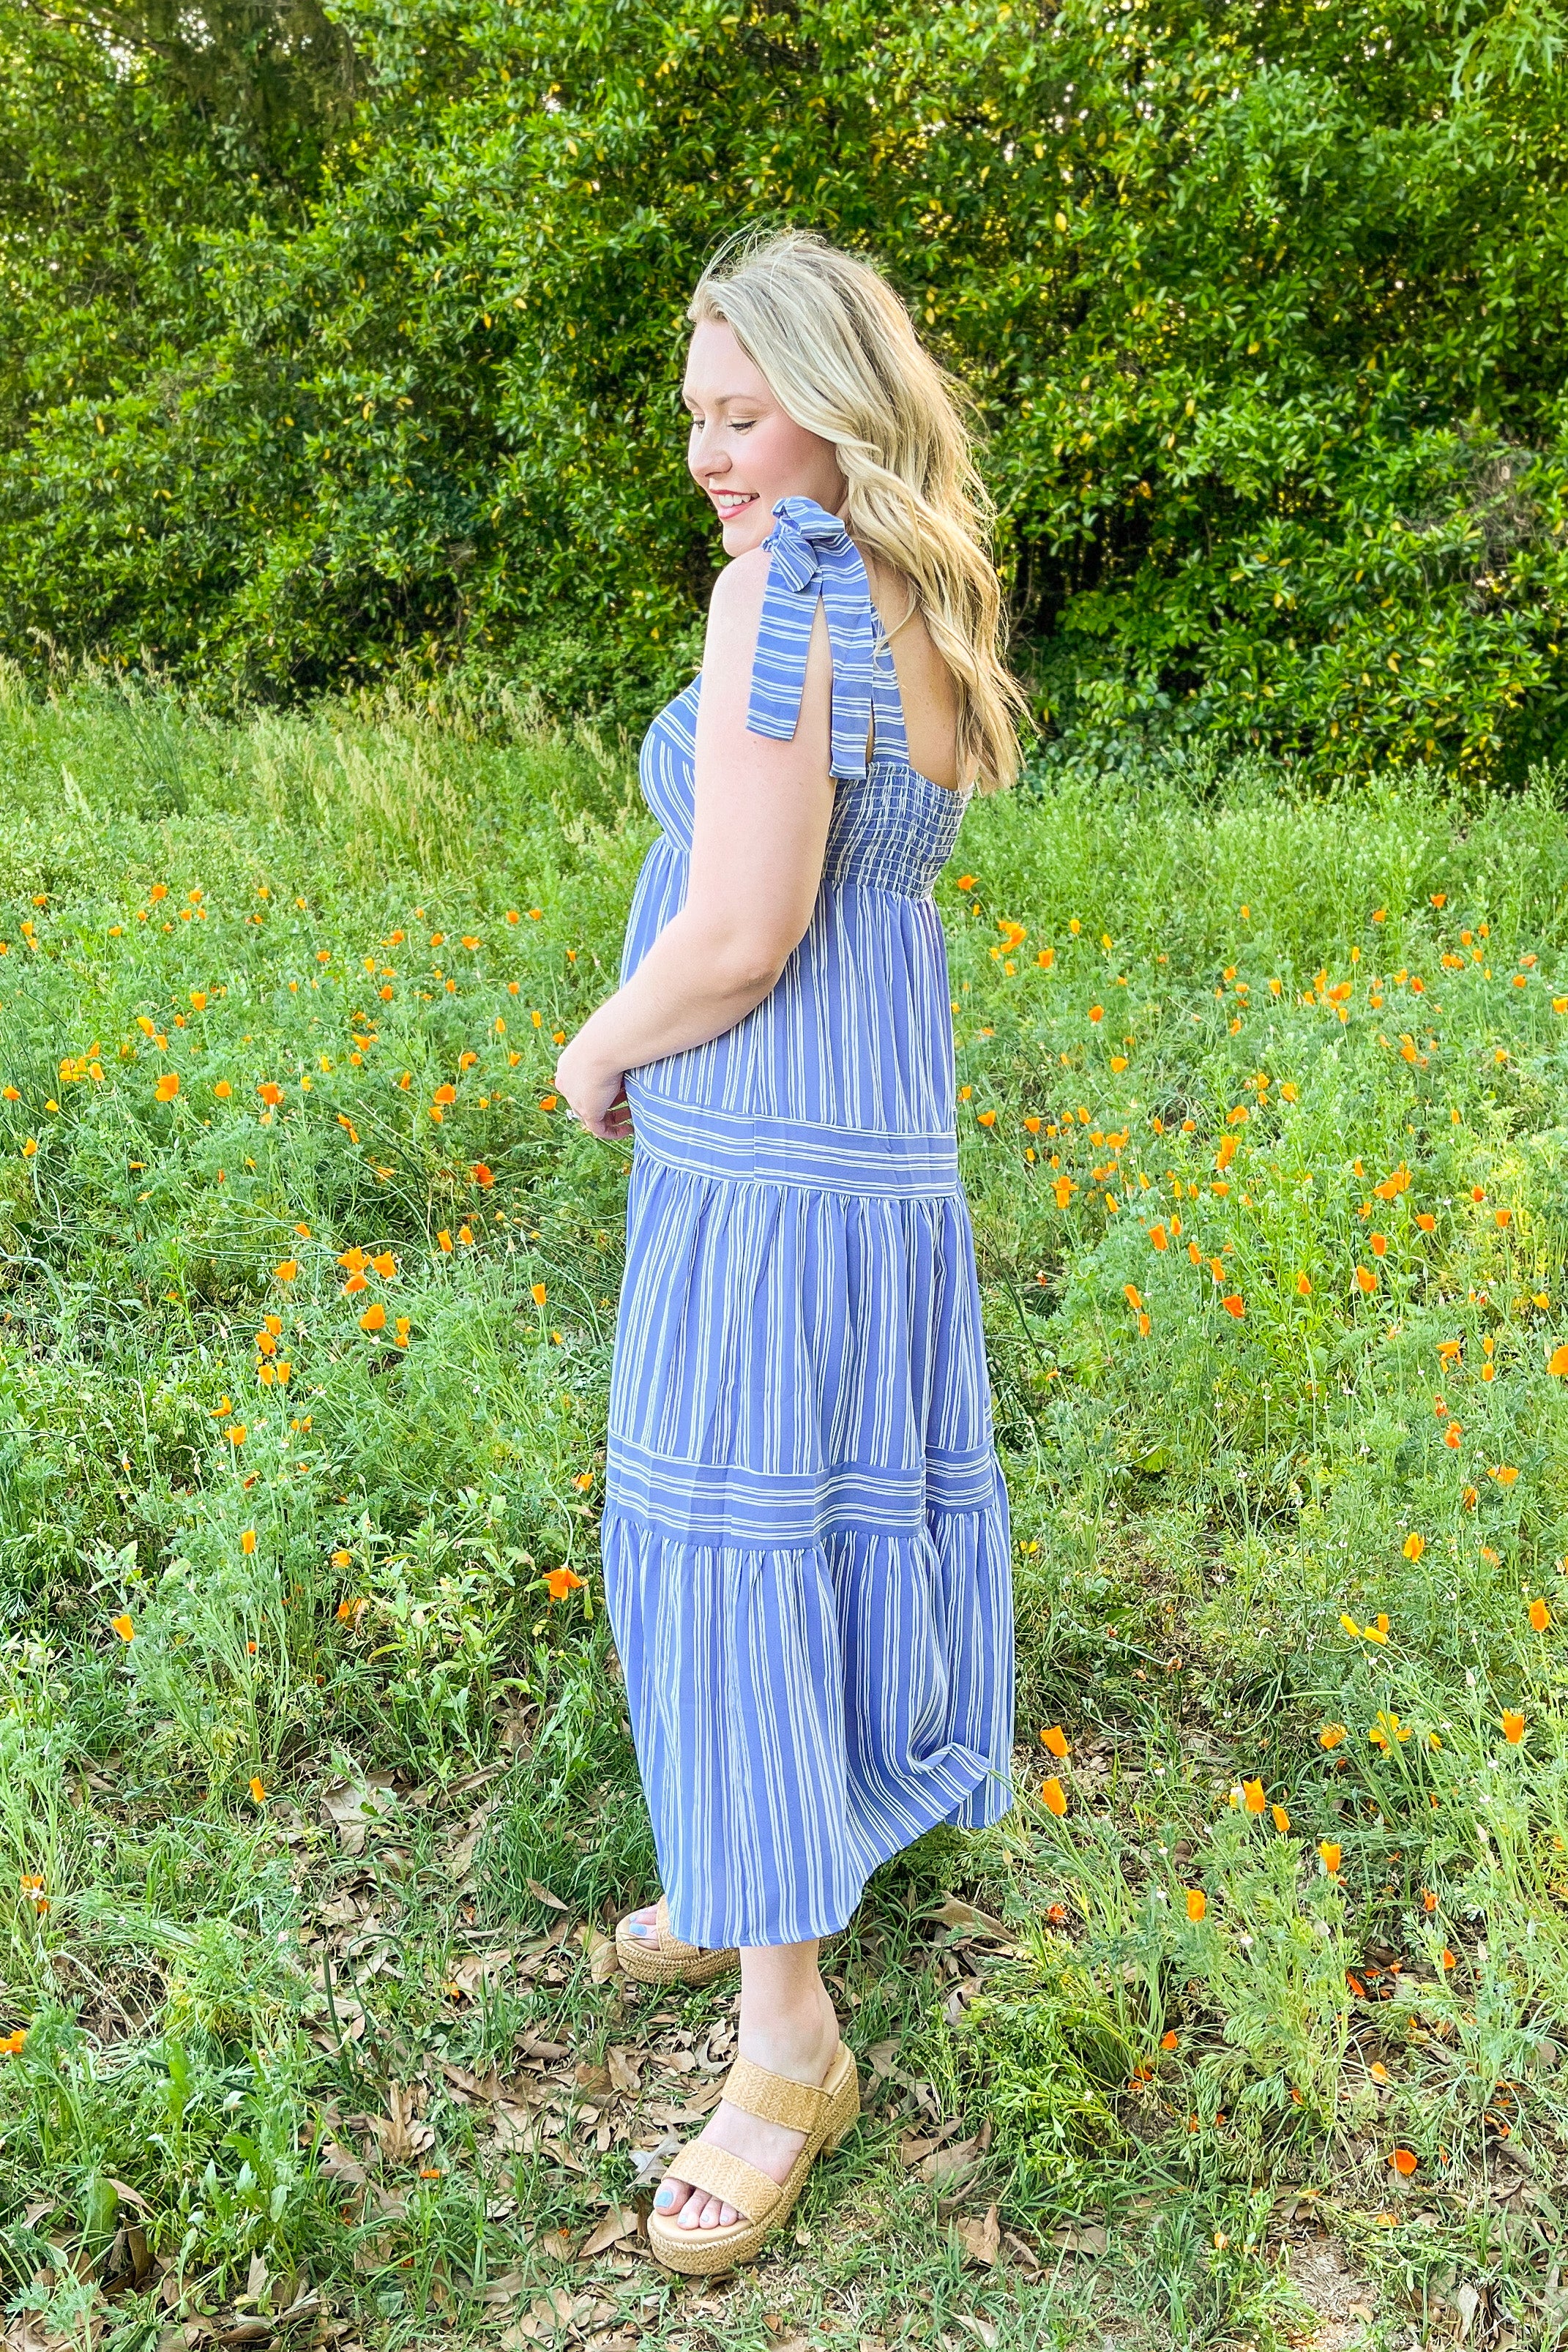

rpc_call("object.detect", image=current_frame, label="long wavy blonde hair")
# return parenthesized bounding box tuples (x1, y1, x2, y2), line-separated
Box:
(687, 230, 1026, 791)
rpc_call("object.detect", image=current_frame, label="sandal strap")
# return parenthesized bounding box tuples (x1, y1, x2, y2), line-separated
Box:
(720, 2052, 836, 2134)
(661, 2138, 783, 2225)
(653, 1894, 693, 1955)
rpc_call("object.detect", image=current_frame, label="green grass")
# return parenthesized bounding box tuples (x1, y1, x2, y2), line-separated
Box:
(1, 668, 1567, 2351)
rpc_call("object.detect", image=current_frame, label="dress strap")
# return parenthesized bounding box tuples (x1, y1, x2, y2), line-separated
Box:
(745, 496, 907, 780)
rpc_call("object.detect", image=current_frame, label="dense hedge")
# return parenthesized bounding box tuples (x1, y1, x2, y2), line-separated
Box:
(7, 0, 1568, 777)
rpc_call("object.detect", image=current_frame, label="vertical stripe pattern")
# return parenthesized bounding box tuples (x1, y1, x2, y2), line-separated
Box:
(602, 496, 1015, 1948)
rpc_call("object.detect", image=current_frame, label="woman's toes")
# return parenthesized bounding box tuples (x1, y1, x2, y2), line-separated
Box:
(652, 2178, 690, 2221)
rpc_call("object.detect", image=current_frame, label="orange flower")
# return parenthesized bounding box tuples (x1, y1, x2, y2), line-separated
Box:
(1124, 1283, 1143, 1312)
(0, 2029, 26, 2056)
(1416, 1211, 1436, 1232)
(1501, 1710, 1526, 1744)
(1160, 2029, 1179, 2050)
(359, 1302, 387, 1333)
(154, 1072, 179, 1102)
(1390, 2148, 1417, 2176)
(1444, 1423, 1462, 1448)
(977, 1109, 996, 1127)
(1318, 1723, 1346, 1750)
(1040, 1724, 1070, 1760)
(1088, 1005, 1104, 1024)
(1242, 1778, 1266, 1813)
(1355, 1266, 1378, 1294)
(531, 1282, 548, 1306)
(1461, 1484, 1478, 1508)
(1490, 1464, 1519, 1487)
(111, 1613, 134, 1643)
(955, 875, 975, 890)
(1110, 1054, 1128, 1073)
(214, 1079, 232, 1099)
(1369, 1232, 1388, 1258)
(1185, 1889, 1207, 1922)
(1403, 1532, 1425, 1562)
(1296, 1272, 1312, 1295)
(1023, 1115, 1042, 1134)
(437, 1229, 453, 1252)
(249, 1777, 266, 1804)
(226, 1424, 246, 1446)
(1529, 1595, 1551, 1632)
(1271, 1803, 1291, 1833)
(473, 1162, 496, 1185)
(274, 1258, 297, 1283)
(258, 1081, 283, 1107)
(1221, 1294, 1245, 1319)
(1318, 1842, 1340, 1875)
(1550, 1344, 1568, 1377)
(434, 1083, 457, 1106)
(544, 1567, 586, 1602)
(1149, 1222, 1168, 1250)
(240, 1529, 256, 1555)
(1041, 1777, 1068, 1818)
(1053, 1176, 1073, 1210)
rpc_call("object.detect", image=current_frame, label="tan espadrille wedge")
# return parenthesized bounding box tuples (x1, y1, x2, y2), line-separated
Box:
(614, 1894, 739, 1987)
(646, 2042, 860, 2276)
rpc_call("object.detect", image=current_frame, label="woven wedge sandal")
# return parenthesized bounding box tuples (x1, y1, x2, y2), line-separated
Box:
(614, 1894, 739, 1987)
(646, 2042, 860, 2276)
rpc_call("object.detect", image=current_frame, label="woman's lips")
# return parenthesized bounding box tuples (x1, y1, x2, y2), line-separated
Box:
(710, 491, 758, 518)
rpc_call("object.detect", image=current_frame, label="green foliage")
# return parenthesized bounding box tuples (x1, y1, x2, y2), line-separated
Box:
(2, 690, 1568, 2337)
(7, 1, 1568, 774)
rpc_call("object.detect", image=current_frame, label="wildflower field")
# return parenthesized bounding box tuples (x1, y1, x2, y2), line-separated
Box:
(1, 681, 1567, 2352)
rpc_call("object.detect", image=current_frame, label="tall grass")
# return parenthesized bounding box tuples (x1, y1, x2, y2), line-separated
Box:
(1, 679, 1565, 2349)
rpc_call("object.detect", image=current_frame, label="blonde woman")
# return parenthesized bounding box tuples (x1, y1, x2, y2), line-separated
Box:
(555, 231, 1023, 2275)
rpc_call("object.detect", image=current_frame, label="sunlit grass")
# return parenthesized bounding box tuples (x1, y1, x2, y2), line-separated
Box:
(1, 680, 1565, 2348)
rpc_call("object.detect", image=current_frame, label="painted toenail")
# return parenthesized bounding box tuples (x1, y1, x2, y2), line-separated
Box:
(654, 2187, 673, 2208)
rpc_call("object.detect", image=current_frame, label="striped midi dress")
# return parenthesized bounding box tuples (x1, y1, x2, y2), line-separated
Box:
(600, 494, 1015, 1949)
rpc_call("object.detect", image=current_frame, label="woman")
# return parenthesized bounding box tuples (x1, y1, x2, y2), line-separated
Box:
(554, 230, 1023, 2277)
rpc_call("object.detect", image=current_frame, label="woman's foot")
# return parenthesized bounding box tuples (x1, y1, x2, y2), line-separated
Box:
(626, 1902, 660, 1944)
(652, 1976, 840, 2232)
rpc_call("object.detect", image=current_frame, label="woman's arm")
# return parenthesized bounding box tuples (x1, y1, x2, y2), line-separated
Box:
(555, 548, 836, 1139)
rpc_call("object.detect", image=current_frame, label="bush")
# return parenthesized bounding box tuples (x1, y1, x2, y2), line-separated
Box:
(5, 0, 1568, 774)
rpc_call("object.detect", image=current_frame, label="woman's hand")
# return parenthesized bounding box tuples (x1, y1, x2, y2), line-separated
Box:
(556, 1032, 634, 1141)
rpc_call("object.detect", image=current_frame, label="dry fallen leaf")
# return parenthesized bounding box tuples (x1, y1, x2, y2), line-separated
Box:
(537, 2228, 576, 2260)
(577, 2204, 639, 2260)
(952, 2315, 998, 2350)
(927, 1896, 1014, 1942)
(606, 2046, 641, 2097)
(582, 1922, 620, 1981)
(1051, 2222, 1109, 2257)
(443, 1949, 513, 2000)
(318, 2140, 368, 2188)
(921, 2135, 981, 2189)
(955, 2205, 1001, 2267)
(320, 1773, 398, 1856)
(366, 2084, 435, 2167)
(527, 1879, 571, 1912)
(865, 2036, 903, 2080)
(499, 2288, 594, 2346)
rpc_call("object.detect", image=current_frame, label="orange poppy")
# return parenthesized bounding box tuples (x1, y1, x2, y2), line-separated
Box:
(1041, 1777, 1068, 1818)
(1040, 1724, 1069, 1760)
(1185, 1889, 1207, 1922)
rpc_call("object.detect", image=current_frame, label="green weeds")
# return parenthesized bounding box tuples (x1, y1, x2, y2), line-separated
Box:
(1, 686, 1566, 2347)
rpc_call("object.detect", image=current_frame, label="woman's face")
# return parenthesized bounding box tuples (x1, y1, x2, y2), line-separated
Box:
(682, 318, 846, 558)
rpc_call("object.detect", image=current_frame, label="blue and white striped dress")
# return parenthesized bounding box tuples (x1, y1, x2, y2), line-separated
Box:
(600, 495, 1015, 1949)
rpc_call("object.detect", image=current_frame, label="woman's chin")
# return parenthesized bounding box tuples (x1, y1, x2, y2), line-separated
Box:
(720, 507, 772, 556)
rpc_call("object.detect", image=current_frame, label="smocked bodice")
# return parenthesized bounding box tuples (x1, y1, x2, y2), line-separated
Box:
(638, 676, 968, 901)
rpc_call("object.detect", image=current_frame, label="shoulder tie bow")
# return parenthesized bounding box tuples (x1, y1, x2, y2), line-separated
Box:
(745, 496, 879, 782)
